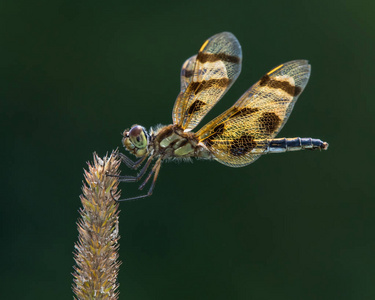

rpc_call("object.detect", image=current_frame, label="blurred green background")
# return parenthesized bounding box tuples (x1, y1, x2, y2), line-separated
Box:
(1, 0, 374, 299)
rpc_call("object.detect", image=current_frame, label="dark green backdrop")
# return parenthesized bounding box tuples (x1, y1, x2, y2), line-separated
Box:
(1, 0, 374, 299)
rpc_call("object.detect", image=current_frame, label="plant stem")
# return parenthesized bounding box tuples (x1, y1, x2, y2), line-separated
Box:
(73, 151, 121, 300)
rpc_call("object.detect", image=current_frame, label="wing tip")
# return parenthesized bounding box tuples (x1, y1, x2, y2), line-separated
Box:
(284, 59, 310, 67)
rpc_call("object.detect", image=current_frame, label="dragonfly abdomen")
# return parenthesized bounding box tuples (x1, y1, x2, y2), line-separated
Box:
(265, 137, 329, 154)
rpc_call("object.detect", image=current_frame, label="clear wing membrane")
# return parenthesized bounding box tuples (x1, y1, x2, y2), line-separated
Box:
(172, 32, 242, 131)
(196, 60, 311, 167)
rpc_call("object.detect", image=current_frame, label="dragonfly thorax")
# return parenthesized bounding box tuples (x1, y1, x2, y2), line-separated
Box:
(122, 125, 150, 157)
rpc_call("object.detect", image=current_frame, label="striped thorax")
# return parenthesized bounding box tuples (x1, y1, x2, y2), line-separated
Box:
(123, 124, 211, 160)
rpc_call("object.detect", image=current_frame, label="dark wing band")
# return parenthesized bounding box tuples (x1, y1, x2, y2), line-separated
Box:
(172, 32, 242, 131)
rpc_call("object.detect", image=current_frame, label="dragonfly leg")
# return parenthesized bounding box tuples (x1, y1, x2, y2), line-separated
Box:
(107, 155, 153, 183)
(113, 158, 162, 202)
(138, 158, 160, 190)
(118, 152, 147, 170)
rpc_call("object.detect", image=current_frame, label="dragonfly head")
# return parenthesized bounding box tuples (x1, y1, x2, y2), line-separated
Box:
(122, 125, 150, 157)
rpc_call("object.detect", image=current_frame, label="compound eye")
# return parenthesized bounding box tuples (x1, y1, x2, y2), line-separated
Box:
(129, 125, 148, 149)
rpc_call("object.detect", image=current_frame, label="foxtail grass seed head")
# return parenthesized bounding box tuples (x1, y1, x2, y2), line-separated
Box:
(73, 151, 121, 300)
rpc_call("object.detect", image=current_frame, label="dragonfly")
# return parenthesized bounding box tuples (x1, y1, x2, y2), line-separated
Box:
(110, 32, 328, 201)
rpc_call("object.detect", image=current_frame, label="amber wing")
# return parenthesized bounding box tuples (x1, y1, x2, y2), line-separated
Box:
(172, 32, 242, 131)
(195, 60, 311, 167)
